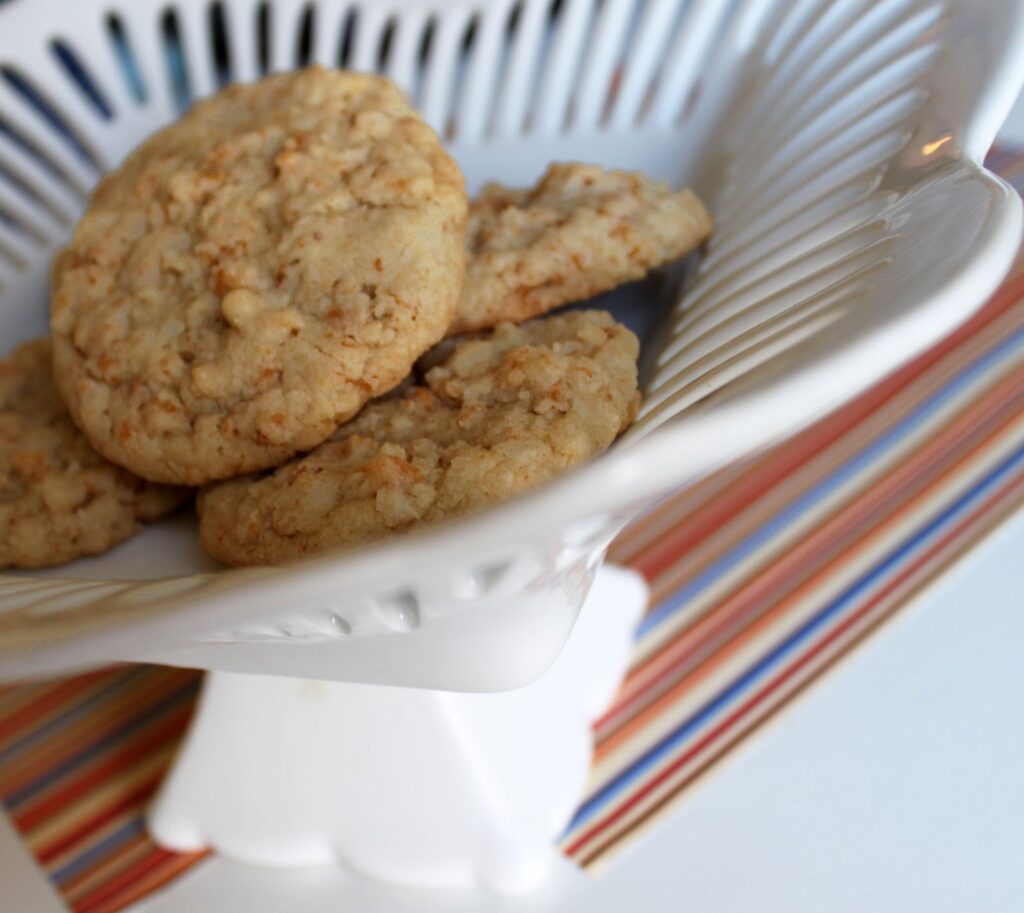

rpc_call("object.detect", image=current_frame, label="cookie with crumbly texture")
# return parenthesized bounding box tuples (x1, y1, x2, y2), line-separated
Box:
(199, 311, 640, 566)
(51, 67, 467, 486)
(452, 163, 711, 334)
(0, 338, 187, 569)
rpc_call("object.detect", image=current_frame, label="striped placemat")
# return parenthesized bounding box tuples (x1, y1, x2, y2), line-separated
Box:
(2, 149, 1023, 912)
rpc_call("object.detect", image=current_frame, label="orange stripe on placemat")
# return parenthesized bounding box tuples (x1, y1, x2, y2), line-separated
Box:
(73, 848, 202, 913)
(0, 668, 113, 720)
(608, 460, 753, 564)
(571, 469, 1024, 866)
(62, 835, 156, 904)
(628, 271, 1024, 595)
(601, 361, 1024, 734)
(629, 312, 1024, 647)
(30, 766, 173, 864)
(0, 668, 128, 748)
(17, 704, 196, 833)
(592, 405, 1024, 765)
(2, 668, 199, 800)
(80, 851, 209, 913)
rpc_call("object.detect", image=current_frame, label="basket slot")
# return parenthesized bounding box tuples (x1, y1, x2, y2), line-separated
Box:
(640, 283, 859, 428)
(49, 39, 114, 123)
(608, 0, 684, 129)
(742, 1, 942, 165)
(117, 5, 181, 121)
(493, 0, 550, 137)
(0, 125, 85, 221)
(0, 218, 43, 275)
(572, 0, 637, 130)
(0, 74, 100, 191)
(646, 0, 733, 127)
(714, 38, 932, 217)
(265, 0, 313, 73)
(0, 579, 129, 623)
(255, 1, 272, 73)
(0, 56, 110, 160)
(0, 170, 66, 247)
(0, 117, 84, 213)
(752, 84, 926, 210)
(25, 43, 136, 170)
(703, 176, 882, 280)
(445, 16, 485, 140)
(175, 1, 221, 97)
(65, 19, 138, 125)
(159, 7, 193, 112)
(668, 223, 890, 356)
(104, 12, 149, 105)
(375, 16, 398, 74)
(761, 0, 827, 68)
(297, 4, 317, 68)
(455, 5, 509, 141)
(218, 0, 260, 82)
(208, 1, 234, 86)
(7, 48, 131, 174)
(337, 7, 359, 68)
(720, 85, 925, 229)
(380, 10, 428, 101)
(348, 5, 387, 73)
(719, 127, 906, 260)
(307, 1, 348, 68)
(643, 244, 890, 423)
(710, 139, 896, 285)
(768, 0, 861, 89)
(702, 173, 879, 272)
(419, 9, 473, 139)
(775, 2, 943, 154)
(681, 197, 883, 326)
(678, 0, 782, 194)
(719, 74, 924, 225)
(532, 0, 595, 135)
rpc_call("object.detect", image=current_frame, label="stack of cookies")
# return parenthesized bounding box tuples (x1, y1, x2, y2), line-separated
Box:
(1, 67, 711, 570)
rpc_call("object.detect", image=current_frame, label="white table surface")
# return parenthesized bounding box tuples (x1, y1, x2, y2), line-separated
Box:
(5, 78, 1024, 913)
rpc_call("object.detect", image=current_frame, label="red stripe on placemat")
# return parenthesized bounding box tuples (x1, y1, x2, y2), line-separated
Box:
(0, 669, 120, 746)
(592, 401, 1024, 766)
(16, 705, 196, 834)
(597, 362, 1024, 742)
(74, 848, 202, 913)
(617, 268, 1024, 585)
(570, 465, 1024, 864)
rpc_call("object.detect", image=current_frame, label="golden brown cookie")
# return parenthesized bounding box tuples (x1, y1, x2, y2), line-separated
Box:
(453, 163, 711, 334)
(0, 338, 187, 569)
(198, 311, 640, 566)
(52, 67, 467, 486)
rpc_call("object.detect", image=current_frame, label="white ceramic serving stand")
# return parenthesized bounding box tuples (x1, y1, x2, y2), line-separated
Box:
(149, 565, 647, 892)
(0, 0, 1021, 898)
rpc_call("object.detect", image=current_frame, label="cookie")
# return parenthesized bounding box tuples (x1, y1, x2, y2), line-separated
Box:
(452, 163, 711, 334)
(51, 67, 467, 486)
(198, 311, 640, 566)
(0, 338, 187, 569)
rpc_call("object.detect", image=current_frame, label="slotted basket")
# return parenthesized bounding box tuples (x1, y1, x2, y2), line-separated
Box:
(0, 0, 1021, 688)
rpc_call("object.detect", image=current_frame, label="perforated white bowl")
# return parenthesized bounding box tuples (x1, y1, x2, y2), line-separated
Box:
(0, 0, 1021, 688)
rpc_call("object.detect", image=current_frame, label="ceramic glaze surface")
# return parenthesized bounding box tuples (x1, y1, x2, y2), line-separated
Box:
(148, 565, 647, 890)
(0, 0, 1021, 688)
